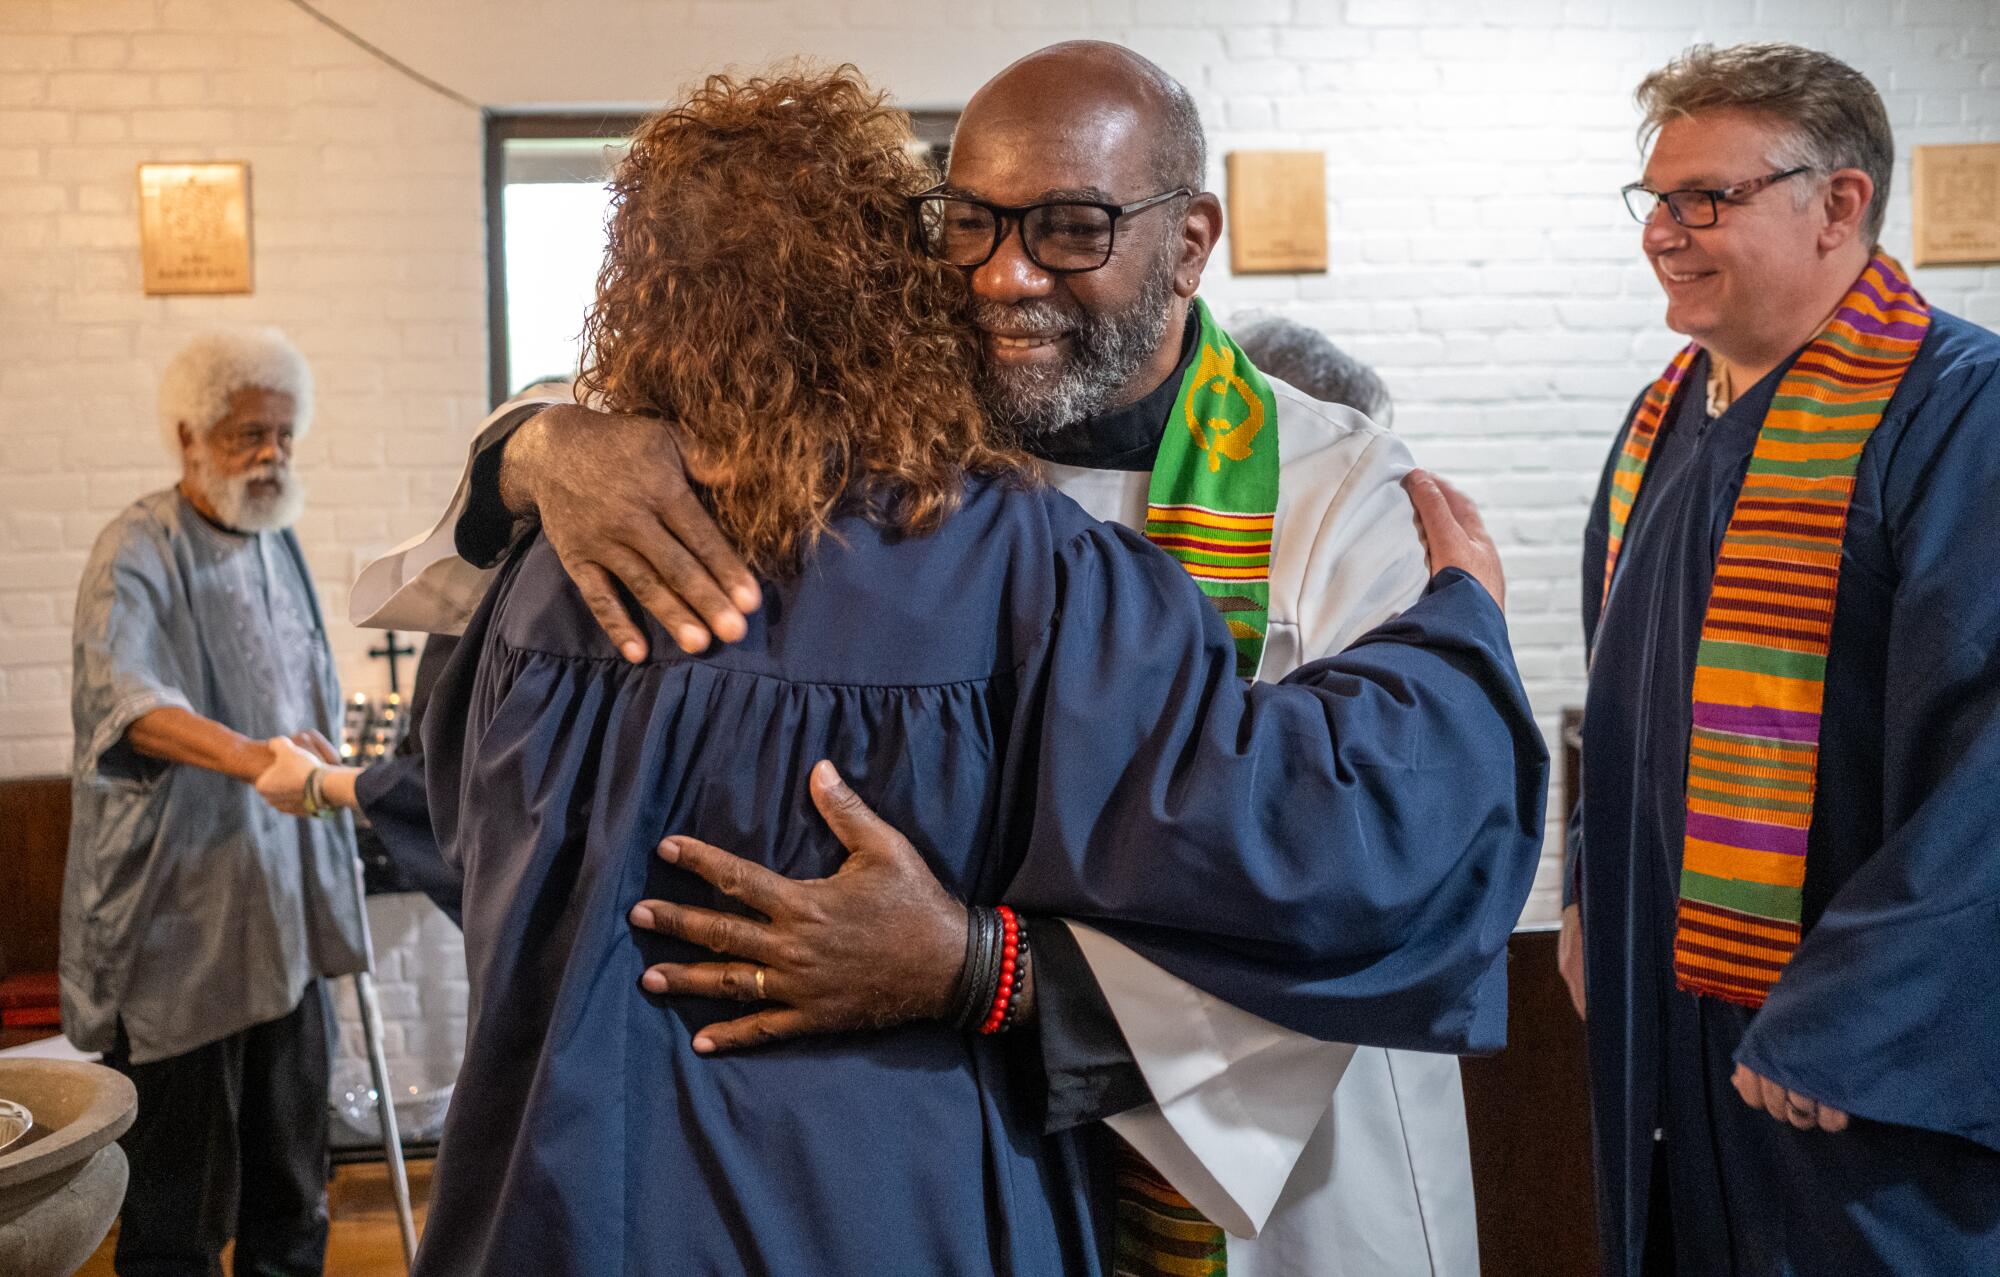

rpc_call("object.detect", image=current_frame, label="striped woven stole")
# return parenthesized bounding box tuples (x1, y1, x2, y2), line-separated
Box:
(1111, 1137, 1227, 1277)
(1115, 298, 1270, 1272)
(1602, 254, 1931, 1007)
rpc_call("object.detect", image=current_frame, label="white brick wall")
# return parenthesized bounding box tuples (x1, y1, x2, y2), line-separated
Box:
(326, 893, 468, 1141)
(4, 0, 1998, 1072)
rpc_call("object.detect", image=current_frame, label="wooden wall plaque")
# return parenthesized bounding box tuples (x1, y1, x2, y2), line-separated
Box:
(1911, 143, 2000, 267)
(1225, 150, 1327, 275)
(138, 161, 253, 295)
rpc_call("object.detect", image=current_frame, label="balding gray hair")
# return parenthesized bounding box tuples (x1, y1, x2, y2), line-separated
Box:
(1232, 313, 1393, 426)
(1151, 66, 1206, 192)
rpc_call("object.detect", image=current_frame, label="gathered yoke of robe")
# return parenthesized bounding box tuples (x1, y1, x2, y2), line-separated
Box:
(1576, 308, 2000, 1276)
(411, 470, 1541, 1276)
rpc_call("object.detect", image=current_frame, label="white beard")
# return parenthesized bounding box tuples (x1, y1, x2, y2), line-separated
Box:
(191, 459, 306, 532)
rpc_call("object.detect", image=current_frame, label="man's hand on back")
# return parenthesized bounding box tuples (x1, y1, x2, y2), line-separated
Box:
(502, 403, 762, 660)
(1402, 469, 1505, 610)
(627, 761, 972, 1054)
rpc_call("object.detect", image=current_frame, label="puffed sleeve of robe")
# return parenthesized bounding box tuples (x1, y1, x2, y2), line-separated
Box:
(354, 756, 464, 928)
(1734, 356, 2000, 1153)
(351, 633, 466, 926)
(72, 511, 195, 785)
(1005, 519, 1548, 1057)
(1042, 427, 1480, 1239)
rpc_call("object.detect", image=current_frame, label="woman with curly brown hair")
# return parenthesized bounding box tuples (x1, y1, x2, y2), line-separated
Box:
(411, 67, 1535, 1275)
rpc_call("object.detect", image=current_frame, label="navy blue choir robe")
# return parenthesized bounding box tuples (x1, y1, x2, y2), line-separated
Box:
(1577, 309, 2000, 1276)
(413, 474, 1543, 1276)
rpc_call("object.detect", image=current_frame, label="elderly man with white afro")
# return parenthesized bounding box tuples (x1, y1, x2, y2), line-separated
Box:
(159, 326, 314, 533)
(68, 321, 365, 1273)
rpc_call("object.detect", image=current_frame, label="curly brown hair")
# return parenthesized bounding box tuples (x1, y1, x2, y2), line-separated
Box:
(578, 67, 1027, 575)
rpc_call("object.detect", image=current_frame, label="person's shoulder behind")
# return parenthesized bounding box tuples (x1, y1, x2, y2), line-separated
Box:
(1263, 374, 1418, 529)
(1268, 374, 1389, 445)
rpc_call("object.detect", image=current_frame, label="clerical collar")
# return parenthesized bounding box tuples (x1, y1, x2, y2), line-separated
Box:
(1021, 308, 1201, 471)
(1705, 360, 1735, 417)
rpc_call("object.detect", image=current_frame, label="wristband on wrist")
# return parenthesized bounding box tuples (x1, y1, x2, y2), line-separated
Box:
(303, 766, 330, 819)
(944, 907, 984, 1029)
(941, 905, 1031, 1036)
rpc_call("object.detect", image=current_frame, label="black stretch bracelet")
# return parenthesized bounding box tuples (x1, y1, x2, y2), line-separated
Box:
(996, 927, 1030, 1035)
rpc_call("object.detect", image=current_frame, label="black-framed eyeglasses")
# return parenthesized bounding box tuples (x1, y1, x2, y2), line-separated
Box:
(909, 187, 1194, 273)
(1620, 166, 1812, 228)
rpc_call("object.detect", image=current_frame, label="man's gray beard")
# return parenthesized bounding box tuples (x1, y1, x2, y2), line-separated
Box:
(191, 457, 306, 532)
(973, 244, 1180, 439)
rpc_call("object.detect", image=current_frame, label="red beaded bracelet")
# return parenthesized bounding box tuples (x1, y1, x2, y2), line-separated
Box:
(978, 905, 1021, 1034)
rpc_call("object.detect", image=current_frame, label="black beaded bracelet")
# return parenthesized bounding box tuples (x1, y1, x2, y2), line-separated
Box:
(996, 927, 1030, 1035)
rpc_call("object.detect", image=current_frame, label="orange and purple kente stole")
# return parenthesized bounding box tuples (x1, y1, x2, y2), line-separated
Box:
(1602, 254, 1931, 1008)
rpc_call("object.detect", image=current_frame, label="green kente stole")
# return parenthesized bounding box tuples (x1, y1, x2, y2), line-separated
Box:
(1145, 298, 1282, 679)
(1112, 300, 1282, 1274)
(1602, 254, 1930, 1008)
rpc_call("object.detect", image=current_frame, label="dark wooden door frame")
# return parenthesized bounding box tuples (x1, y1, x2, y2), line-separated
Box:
(483, 112, 648, 408)
(482, 108, 961, 408)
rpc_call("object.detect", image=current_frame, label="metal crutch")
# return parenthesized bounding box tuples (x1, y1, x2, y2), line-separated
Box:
(345, 849, 420, 1270)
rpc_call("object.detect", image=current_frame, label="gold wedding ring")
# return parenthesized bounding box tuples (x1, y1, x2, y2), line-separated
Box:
(753, 967, 767, 1000)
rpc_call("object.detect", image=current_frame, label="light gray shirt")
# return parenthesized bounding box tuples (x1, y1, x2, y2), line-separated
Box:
(64, 488, 367, 1064)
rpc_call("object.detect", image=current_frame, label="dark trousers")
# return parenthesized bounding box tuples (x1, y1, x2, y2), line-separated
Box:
(105, 986, 332, 1277)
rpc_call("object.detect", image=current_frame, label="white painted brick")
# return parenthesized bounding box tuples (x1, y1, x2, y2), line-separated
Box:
(8, 665, 67, 701)
(130, 106, 235, 140)
(53, 212, 134, 249)
(72, 111, 130, 141)
(128, 31, 226, 69)
(71, 34, 130, 69)
(0, 3, 54, 32)
(156, 0, 222, 27)
(0, 594, 60, 628)
(46, 71, 152, 107)
(3, 108, 72, 141)
(0, 74, 49, 107)
(151, 70, 208, 104)
(46, 0, 157, 33)
(8, 506, 64, 550)
(9, 431, 65, 471)
(0, 35, 71, 70)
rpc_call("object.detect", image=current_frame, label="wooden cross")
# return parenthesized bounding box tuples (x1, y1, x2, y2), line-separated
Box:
(368, 630, 417, 697)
